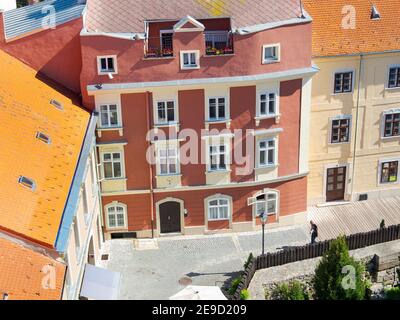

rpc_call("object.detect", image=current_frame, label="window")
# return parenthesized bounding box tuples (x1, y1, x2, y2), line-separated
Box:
(380, 161, 399, 184)
(258, 138, 276, 167)
(100, 104, 119, 128)
(262, 44, 280, 64)
(383, 112, 400, 137)
(208, 97, 226, 121)
(98, 56, 117, 74)
(331, 117, 351, 143)
(102, 152, 123, 179)
(209, 145, 227, 171)
(208, 198, 230, 221)
(36, 132, 51, 144)
(158, 147, 179, 175)
(106, 204, 127, 229)
(334, 72, 353, 93)
(82, 183, 90, 226)
(73, 217, 80, 259)
(180, 51, 200, 69)
(156, 101, 176, 124)
(254, 192, 278, 217)
(161, 31, 173, 51)
(388, 67, 400, 88)
(18, 176, 36, 191)
(259, 92, 277, 117)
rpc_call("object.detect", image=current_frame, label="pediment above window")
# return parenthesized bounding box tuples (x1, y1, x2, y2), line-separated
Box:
(174, 15, 205, 32)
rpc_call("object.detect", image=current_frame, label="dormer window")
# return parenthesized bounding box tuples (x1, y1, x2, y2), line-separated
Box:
(262, 44, 280, 64)
(18, 176, 36, 191)
(180, 50, 200, 70)
(371, 5, 381, 20)
(97, 56, 117, 75)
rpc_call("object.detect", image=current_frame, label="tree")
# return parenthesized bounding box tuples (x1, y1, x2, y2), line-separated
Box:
(313, 236, 368, 300)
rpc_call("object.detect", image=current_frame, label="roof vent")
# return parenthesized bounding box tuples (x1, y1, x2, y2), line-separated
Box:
(371, 5, 381, 20)
(18, 176, 36, 191)
(2, 293, 9, 300)
(50, 99, 64, 110)
(36, 132, 51, 144)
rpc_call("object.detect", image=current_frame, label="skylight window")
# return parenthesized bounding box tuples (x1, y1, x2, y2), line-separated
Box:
(371, 5, 381, 20)
(36, 132, 51, 144)
(50, 99, 64, 110)
(18, 176, 36, 191)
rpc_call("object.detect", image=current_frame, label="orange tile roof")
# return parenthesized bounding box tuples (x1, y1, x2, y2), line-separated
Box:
(0, 50, 90, 247)
(0, 237, 66, 300)
(303, 0, 400, 57)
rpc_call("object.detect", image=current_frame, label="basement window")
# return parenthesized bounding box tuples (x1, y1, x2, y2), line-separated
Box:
(50, 99, 64, 110)
(36, 132, 51, 144)
(18, 176, 36, 191)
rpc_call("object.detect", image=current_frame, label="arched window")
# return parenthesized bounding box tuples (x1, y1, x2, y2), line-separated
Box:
(207, 196, 231, 221)
(251, 190, 279, 218)
(105, 203, 127, 229)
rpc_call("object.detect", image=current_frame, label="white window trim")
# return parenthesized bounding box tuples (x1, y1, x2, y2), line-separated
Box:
(105, 202, 128, 230)
(249, 189, 280, 220)
(98, 103, 122, 129)
(381, 109, 400, 139)
(206, 96, 229, 122)
(206, 141, 231, 173)
(256, 90, 280, 119)
(154, 99, 179, 126)
(332, 69, 355, 95)
(328, 115, 352, 145)
(256, 137, 278, 169)
(97, 55, 118, 75)
(386, 64, 400, 90)
(100, 150, 126, 180)
(378, 158, 400, 186)
(160, 29, 174, 48)
(180, 50, 200, 70)
(155, 141, 181, 176)
(262, 43, 280, 64)
(205, 194, 232, 222)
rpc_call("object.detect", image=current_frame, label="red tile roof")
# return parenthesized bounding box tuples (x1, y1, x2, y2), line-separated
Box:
(0, 237, 65, 300)
(303, 0, 400, 57)
(85, 0, 304, 34)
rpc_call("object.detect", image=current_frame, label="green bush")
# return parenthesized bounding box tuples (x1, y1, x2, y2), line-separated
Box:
(271, 281, 308, 300)
(313, 236, 368, 300)
(385, 287, 400, 300)
(243, 253, 254, 269)
(228, 277, 242, 296)
(240, 289, 250, 300)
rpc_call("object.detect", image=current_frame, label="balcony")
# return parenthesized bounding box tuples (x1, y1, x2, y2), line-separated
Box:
(144, 34, 174, 59)
(205, 31, 234, 56)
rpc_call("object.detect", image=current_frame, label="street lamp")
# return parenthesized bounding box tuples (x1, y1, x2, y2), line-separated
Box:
(259, 212, 268, 256)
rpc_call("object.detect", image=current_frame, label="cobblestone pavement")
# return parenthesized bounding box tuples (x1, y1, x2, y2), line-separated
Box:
(103, 225, 310, 300)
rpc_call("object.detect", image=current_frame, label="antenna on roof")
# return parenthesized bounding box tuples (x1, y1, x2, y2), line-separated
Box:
(371, 4, 381, 20)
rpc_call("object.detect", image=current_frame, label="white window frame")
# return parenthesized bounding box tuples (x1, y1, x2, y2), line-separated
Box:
(329, 115, 352, 145)
(156, 143, 180, 176)
(105, 202, 128, 230)
(97, 55, 118, 75)
(378, 158, 400, 185)
(206, 195, 231, 221)
(387, 65, 400, 89)
(154, 100, 178, 125)
(332, 69, 355, 94)
(180, 50, 200, 70)
(257, 137, 277, 168)
(208, 143, 229, 172)
(100, 151, 125, 180)
(257, 91, 279, 118)
(250, 189, 280, 220)
(262, 44, 280, 64)
(381, 109, 400, 138)
(207, 96, 228, 121)
(99, 103, 122, 128)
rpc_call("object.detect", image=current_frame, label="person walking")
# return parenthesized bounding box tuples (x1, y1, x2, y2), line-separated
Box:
(310, 220, 318, 244)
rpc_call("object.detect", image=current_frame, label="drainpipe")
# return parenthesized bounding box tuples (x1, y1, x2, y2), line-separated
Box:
(350, 54, 364, 201)
(145, 91, 155, 238)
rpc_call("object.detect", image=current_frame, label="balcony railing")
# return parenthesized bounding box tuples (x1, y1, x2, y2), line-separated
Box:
(205, 31, 234, 56)
(144, 35, 174, 59)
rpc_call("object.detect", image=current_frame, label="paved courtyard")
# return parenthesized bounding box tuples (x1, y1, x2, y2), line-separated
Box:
(102, 196, 400, 300)
(102, 225, 310, 300)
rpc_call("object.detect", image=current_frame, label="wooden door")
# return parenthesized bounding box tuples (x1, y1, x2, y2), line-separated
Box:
(326, 167, 347, 202)
(159, 202, 181, 234)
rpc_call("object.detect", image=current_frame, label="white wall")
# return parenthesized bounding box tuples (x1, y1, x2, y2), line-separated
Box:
(0, 0, 16, 11)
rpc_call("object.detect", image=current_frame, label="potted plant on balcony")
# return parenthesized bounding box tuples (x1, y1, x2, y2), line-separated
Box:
(145, 49, 157, 58)
(162, 48, 173, 57)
